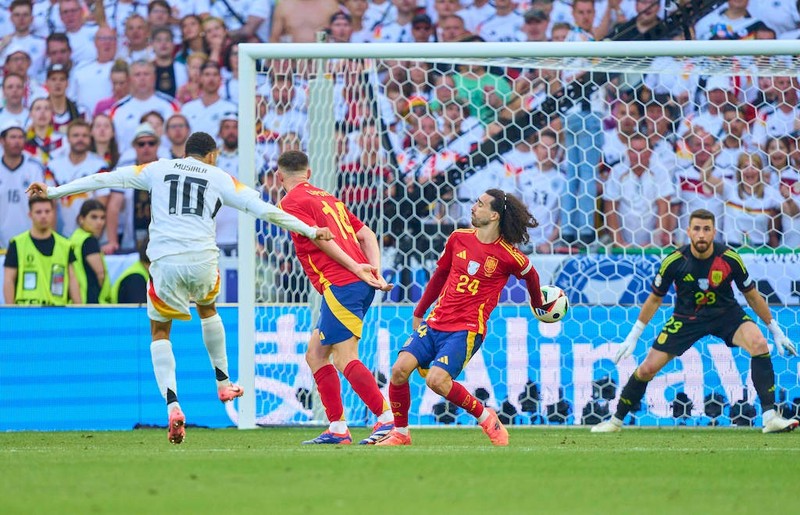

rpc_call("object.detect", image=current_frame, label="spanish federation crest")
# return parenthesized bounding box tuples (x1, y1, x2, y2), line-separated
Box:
(467, 260, 480, 275)
(698, 278, 709, 290)
(484, 256, 498, 276)
(710, 270, 723, 287)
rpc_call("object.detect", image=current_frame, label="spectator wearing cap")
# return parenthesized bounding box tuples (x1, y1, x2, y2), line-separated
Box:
(152, 26, 188, 99)
(120, 14, 155, 63)
(164, 113, 190, 158)
(59, 0, 99, 68)
(0, 74, 31, 130)
(1, 45, 48, 108)
(371, 0, 417, 43)
(270, 0, 340, 43)
(42, 33, 79, 101)
(522, 7, 550, 41)
(343, 0, 372, 43)
(0, 118, 46, 249)
(479, 0, 524, 42)
(328, 11, 354, 43)
(45, 64, 87, 135)
(458, 0, 495, 34)
(410, 14, 437, 42)
(105, 123, 161, 254)
(1, 0, 47, 77)
(109, 60, 180, 156)
(72, 26, 119, 116)
(215, 112, 240, 255)
(181, 61, 237, 138)
(438, 14, 470, 42)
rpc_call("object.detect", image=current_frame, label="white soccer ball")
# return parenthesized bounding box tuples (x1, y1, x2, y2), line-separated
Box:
(532, 285, 569, 323)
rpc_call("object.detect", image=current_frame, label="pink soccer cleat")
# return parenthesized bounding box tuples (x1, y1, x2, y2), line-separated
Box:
(374, 429, 412, 446)
(168, 408, 186, 445)
(218, 383, 244, 403)
(479, 408, 509, 446)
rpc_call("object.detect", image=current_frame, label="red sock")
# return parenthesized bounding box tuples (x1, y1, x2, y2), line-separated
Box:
(389, 382, 411, 428)
(446, 381, 485, 419)
(343, 360, 387, 416)
(313, 364, 343, 423)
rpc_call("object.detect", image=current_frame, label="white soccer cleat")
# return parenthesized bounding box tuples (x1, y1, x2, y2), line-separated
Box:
(591, 418, 623, 433)
(762, 415, 799, 434)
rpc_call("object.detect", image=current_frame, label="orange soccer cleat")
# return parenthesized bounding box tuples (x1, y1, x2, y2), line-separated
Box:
(374, 429, 412, 446)
(479, 408, 509, 446)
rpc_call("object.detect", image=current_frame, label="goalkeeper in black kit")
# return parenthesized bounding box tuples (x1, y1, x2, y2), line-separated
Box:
(593, 209, 798, 434)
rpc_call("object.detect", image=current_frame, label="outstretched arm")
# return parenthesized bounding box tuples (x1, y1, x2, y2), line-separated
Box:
(28, 166, 147, 200)
(239, 194, 332, 241)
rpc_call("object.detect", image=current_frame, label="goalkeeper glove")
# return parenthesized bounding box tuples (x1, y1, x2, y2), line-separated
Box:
(614, 320, 645, 364)
(768, 320, 797, 357)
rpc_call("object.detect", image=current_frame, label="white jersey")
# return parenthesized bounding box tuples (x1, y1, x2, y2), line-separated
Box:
(45, 152, 110, 236)
(46, 157, 318, 261)
(66, 26, 99, 69)
(0, 155, 45, 248)
(721, 180, 783, 246)
(516, 164, 567, 246)
(180, 97, 238, 139)
(751, 107, 800, 147)
(214, 149, 240, 247)
(673, 162, 734, 244)
(72, 61, 115, 114)
(603, 162, 675, 246)
(110, 93, 180, 151)
(478, 11, 525, 42)
(364, 1, 398, 31)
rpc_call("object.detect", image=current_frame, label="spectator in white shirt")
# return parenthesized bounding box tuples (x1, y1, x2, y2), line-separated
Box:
(120, 14, 154, 63)
(1, 0, 47, 77)
(751, 75, 799, 146)
(0, 74, 31, 129)
(181, 62, 237, 138)
(59, 0, 98, 68)
(479, 0, 524, 42)
(72, 26, 119, 116)
(372, 0, 417, 42)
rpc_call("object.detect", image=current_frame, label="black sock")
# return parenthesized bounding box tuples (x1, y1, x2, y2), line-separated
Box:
(614, 371, 649, 421)
(166, 388, 178, 405)
(215, 367, 229, 382)
(751, 353, 776, 412)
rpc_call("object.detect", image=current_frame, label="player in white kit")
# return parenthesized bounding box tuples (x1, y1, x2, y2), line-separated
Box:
(27, 132, 333, 444)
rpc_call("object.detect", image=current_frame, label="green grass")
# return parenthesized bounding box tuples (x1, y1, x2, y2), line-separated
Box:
(1, 427, 798, 515)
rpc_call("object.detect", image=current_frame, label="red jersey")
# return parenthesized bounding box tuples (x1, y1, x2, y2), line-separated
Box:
(415, 229, 542, 334)
(279, 182, 368, 293)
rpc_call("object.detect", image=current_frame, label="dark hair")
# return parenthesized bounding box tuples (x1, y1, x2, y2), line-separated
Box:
(10, 0, 32, 13)
(46, 32, 71, 49)
(139, 110, 165, 126)
(689, 208, 715, 225)
(277, 150, 309, 174)
(2, 72, 25, 87)
(89, 114, 120, 169)
(222, 37, 245, 72)
(147, 0, 170, 14)
(77, 198, 105, 225)
(200, 60, 221, 73)
(66, 119, 91, 135)
(28, 196, 54, 209)
(486, 189, 538, 245)
(185, 131, 217, 157)
(150, 26, 173, 41)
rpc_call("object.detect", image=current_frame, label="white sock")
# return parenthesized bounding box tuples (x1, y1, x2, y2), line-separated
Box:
(201, 314, 230, 387)
(329, 421, 348, 434)
(763, 409, 776, 423)
(151, 339, 177, 412)
(378, 409, 393, 424)
(394, 426, 409, 435)
(477, 410, 490, 423)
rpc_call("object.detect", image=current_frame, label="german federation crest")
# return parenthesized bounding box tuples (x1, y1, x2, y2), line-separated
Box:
(467, 260, 480, 275)
(698, 278, 709, 290)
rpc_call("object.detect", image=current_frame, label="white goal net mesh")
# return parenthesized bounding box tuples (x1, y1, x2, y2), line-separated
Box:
(243, 48, 800, 428)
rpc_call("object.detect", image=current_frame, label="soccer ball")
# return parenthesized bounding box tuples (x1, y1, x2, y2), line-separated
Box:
(532, 285, 569, 323)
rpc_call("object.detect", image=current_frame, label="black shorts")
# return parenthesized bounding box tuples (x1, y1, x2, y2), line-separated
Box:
(651, 307, 753, 356)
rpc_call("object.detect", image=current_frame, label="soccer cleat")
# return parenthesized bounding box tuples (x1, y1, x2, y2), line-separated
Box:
(359, 421, 395, 445)
(168, 408, 186, 445)
(479, 408, 509, 446)
(301, 430, 352, 445)
(762, 415, 799, 434)
(218, 383, 244, 403)
(591, 418, 623, 433)
(374, 429, 412, 446)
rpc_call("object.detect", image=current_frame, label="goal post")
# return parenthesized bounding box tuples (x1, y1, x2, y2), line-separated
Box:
(237, 40, 800, 430)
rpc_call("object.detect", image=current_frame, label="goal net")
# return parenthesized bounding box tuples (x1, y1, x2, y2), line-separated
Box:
(235, 41, 800, 429)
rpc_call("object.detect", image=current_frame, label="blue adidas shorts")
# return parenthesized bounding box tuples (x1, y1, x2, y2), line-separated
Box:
(318, 281, 375, 346)
(401, 322, 483, 379)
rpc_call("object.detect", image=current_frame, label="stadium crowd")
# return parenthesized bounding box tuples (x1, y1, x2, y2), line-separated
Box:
(1, 0, 800, 304)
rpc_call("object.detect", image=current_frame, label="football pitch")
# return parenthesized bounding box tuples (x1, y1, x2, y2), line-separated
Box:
(1, 427, 798, 515)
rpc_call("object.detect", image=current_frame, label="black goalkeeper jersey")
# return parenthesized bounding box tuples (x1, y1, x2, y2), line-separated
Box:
(651, 243, 756, 318)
